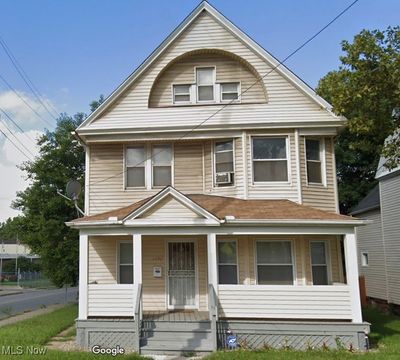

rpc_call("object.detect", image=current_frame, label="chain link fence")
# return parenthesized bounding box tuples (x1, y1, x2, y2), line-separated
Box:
(0, 270, 53, 288)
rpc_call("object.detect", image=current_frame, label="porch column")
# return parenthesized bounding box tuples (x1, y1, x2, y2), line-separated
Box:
(133, 234, 142, 284)
(344, 233, 362, 323)
(78, 233, 88, 319)
(207, 233, 218, 291)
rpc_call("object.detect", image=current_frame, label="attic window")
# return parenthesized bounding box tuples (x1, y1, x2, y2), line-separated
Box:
(196, 67, 215, 102)
(173, 84, 191, 103)
(221, 82, 239, 101)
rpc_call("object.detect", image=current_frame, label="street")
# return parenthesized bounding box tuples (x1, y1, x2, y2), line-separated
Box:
(0, 287, 78, 319)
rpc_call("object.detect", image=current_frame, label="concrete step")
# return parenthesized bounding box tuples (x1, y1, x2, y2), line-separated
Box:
(142, 320, 211, 331)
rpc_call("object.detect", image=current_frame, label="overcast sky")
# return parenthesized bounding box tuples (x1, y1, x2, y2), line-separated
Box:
(0, 0, 399, 221)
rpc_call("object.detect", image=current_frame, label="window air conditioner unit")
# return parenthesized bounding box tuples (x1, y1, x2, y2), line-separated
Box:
(215, 172, 233, 185)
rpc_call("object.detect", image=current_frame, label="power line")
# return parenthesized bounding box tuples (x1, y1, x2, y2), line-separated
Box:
(0, 74, 55, 128)
(0, 107, 37, 144)
(0, 36, 59, 120)
(89, 0, 360, 189)
(0, 121, 33, 161)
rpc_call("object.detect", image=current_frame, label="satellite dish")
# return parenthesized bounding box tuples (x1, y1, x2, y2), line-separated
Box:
(66, 180, 81, 200)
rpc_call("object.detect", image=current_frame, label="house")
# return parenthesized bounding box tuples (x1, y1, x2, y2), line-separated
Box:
(67, 2, 369, 354)
(352, 149, 400, 311)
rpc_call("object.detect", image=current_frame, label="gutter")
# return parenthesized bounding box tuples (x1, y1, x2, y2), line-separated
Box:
(223, 219, 370, 226)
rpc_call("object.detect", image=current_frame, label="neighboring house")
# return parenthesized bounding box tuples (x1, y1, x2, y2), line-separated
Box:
(67, 2, 369, 354)
(0, 241, 39, 262)
(352, 151, 400, 309)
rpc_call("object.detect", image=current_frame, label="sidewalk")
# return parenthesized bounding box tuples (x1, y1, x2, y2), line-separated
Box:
(0, 287, 23, 297)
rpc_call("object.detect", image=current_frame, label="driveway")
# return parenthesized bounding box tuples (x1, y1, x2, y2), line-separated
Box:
(0, 287, 78, 319)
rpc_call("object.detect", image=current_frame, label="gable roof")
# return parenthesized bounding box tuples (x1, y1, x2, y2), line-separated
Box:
(350, 184, 381, 215)
(69, 186, 362, 227)
(77, 1, 336, 131)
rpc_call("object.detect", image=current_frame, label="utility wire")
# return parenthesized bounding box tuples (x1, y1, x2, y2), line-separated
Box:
(89, 0, 360, 189)
(0, 74, 54, 128)
(0, 107, 37, 144)
(0, 36, 59, 120)
(0, 119, 34, 160)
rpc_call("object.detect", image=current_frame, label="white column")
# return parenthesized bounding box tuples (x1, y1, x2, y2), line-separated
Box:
(78, 234, 88, 319)
(344, 233, 362, 323)
(207, 233, 218, 292)
(133, 234, 142, 284)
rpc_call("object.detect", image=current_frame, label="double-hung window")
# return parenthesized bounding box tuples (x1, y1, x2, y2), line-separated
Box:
(256, 241, 294, 285)
(173, 84, 191, 104)
(118, 242, 133, 284)
(214, 139, 234, 184)
(126, 146, 146, 188)
(252, 137, 288, 182)
(217, 241, 238, 284)
(306, 139, 323, 184)
(310, 241, 329, 285)
(220, 82, 239, 101)
(152, 144, 173, 187)
(196, 67, 215, 102)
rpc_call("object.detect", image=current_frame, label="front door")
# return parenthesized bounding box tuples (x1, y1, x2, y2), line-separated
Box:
(167, 241, 196, 309)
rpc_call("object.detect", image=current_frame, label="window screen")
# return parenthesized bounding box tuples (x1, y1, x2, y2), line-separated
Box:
(119, 242, 133, 284)
(218, 241, 238, 284)
(252, 138, 288, 182)
(173, 84, 191, 103)
(152, 144, 172, 187)
(126, 146, 146, 187)
(256, 241, 293, 285)
(221, 82, 239, 101)
(310, 241, 329, 285)
(196, 68, 214, 101)
(306, 139, 322, 184)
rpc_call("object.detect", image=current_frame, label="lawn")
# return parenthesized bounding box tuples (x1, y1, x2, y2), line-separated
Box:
(205, 307, 400, 360)
(0, 304, 143, 360)
(0, 304, 399, 359)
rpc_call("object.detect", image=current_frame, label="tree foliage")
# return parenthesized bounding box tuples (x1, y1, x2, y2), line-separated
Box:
(317, 26, 400, 213)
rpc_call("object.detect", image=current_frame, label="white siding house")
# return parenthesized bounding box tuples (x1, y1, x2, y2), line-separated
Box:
(67, 2, 369, 354)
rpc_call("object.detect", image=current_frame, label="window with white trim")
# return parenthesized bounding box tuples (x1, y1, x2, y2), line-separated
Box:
(173, 84, 191, 103)
(306, 139, 322, 184)
(361, 252, 369, 267)
(218, 241, 238, 284)
(310, 241, 329, 285)
(220, 82, 239, 101)
(152, 144, 172, 187)
(256, 241, 294, 285)
(252, 137, 288, 182)
(196, 67, 214, 102)
(126, 146, 146, 188)
(214, 139, 234, 185)
(118, 242, 133, 284)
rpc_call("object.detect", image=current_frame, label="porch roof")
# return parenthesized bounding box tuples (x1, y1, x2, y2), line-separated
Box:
(70, 187, 358, 225)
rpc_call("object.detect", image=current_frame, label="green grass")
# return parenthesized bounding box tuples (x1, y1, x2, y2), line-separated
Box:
(205, 306, 400, 360)
(0, 304, 144, 359)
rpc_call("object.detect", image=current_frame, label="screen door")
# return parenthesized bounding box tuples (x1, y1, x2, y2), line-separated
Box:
(168, 242, 196, 308)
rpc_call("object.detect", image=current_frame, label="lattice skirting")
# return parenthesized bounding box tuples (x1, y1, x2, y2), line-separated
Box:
(217, 321, 369, 351)
(76, 319, 137, 351)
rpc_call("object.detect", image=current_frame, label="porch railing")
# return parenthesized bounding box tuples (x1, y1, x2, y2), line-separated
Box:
(134, 283, 142, 353)
(218, 284, 354, 320)
(208, 284, 218, 351)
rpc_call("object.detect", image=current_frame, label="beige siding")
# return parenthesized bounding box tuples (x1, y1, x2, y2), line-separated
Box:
(140, 196, 201, 220)
(88, 236, 121, 284)
(88, 11, 337, 131)
(356, 209, 387, 301)
(301, 137, 337, 212)
(380, 176, 400, 305)
(149, 51, 266, 107)
(246, 130, 299, 202)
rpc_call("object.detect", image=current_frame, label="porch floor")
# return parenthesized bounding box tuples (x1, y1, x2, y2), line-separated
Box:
(143, 310, 209, 322)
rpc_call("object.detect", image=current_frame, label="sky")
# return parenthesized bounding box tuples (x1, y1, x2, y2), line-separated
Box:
(0, 0, 399, 221)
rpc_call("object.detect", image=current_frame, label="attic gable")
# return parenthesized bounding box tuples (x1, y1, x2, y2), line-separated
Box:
(78, 2, 339, 133)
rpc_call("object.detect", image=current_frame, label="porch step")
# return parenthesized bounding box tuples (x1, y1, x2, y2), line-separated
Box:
(140, 320, 214, 354)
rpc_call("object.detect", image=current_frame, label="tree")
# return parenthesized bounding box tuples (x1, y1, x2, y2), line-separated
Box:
(12, 113, 85, 287)
(317, 26, 400, 213)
